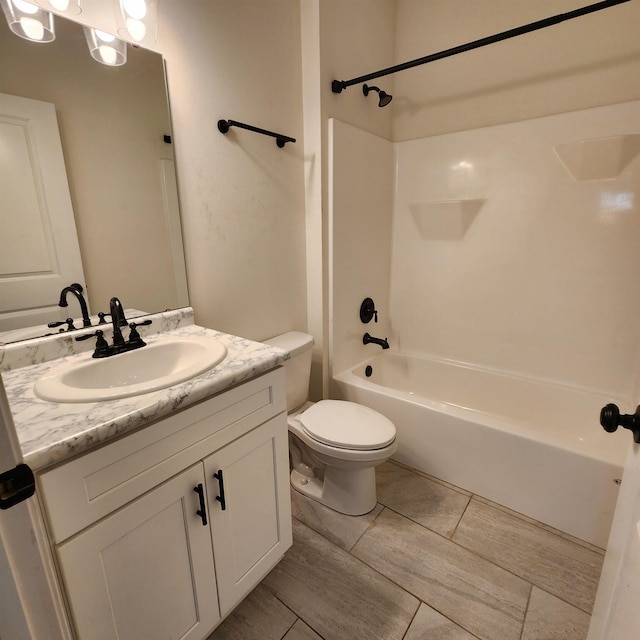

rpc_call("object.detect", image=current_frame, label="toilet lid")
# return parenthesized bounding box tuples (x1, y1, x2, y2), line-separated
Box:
(299, 400, 396, 450)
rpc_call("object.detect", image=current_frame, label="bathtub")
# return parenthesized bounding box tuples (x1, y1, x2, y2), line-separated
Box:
(332, 351, 629, 548)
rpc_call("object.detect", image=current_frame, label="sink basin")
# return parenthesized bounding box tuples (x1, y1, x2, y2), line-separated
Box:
(34, 335, 228, 403)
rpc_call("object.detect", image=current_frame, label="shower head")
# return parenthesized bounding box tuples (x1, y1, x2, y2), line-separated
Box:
(363, 84, 393, 108)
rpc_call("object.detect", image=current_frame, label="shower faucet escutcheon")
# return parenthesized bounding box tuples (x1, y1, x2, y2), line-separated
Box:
(359, 298, 378, 323)
(363, 333, 389, 350)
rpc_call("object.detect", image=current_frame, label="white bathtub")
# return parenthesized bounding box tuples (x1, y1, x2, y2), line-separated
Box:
(332, 351, 629, 548)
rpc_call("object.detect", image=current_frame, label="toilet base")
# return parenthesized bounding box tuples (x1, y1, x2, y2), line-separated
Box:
(290, 465, 377, 516)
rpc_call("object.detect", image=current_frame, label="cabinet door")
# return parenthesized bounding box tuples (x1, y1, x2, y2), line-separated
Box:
(57, 464, 220, 640)
(205, 415, 292, 617)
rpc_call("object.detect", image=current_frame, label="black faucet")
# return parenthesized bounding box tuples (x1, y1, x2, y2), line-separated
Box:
(57, 283, 91, 327)
(76, 315, 152, 358)
(363, 332, 390, 349)
(109, 297, 128, 346)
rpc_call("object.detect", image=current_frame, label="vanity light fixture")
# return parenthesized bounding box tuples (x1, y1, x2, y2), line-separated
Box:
(116, 0, 157, 46)
(31, 0, 81, 15)
(0, 0, 55, 43)
(83, 27, 127, 66)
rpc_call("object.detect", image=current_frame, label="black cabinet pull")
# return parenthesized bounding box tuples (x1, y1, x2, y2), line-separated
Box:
(194, 484, 208, 526)
(213, 470, 226, 511)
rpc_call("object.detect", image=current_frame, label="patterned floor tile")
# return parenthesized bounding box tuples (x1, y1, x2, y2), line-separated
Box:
(352, 508, 530, 640)
(290, 487, 383, 551)
(283, 619, 324, 640)
(452, 498, 603, 613)
(377, 461, 470, 537)
(207, 583, 296, 640)
(404, 603, 478, 640)
(263, 517, 419, 640)
(522, 587, 590, 640)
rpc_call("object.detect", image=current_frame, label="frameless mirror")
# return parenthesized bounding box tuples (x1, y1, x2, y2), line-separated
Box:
(0, 11, 188, 343)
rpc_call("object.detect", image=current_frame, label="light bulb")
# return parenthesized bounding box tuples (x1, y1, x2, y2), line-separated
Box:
(20, 15, 44, 39)
(98, 44, 117, 65)
(12, 0, 39, 14)
(95, 29, 115, 43)
(122, 0, 145, 19)
(125, 16, 145, 41)
(49, 0, 69, 10)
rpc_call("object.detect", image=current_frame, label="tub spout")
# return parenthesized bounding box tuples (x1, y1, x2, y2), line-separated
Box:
(363, 332, 389, 349)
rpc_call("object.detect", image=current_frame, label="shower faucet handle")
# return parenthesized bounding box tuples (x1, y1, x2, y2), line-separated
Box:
(360, 298, 378, 323)
(600, 403, 640, 444)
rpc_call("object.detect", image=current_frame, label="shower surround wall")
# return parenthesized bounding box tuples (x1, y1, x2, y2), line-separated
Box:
(329, 119, 393, 378)
(330, 102, 640, 543)
(332, 101, 640, 401)
(391, 100, 640, 401)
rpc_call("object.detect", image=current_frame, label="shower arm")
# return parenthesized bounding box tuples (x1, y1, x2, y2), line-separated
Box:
(331, 0, 631, 94)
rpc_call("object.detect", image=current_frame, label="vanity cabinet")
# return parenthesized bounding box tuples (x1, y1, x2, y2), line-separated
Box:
(37, 369, 292, 640)
(57, 463, 220, 640)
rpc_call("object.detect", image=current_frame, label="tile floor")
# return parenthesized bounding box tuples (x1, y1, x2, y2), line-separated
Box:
(209, 461, 604, 640)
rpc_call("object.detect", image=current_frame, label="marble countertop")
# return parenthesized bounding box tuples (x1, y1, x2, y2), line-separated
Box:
(1, 309, 287, 471)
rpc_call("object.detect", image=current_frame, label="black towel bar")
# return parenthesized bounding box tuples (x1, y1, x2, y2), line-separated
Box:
(217, 119, 296, 148)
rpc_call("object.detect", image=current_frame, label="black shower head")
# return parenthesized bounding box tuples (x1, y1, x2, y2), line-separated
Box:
(363, 84, 393, 108)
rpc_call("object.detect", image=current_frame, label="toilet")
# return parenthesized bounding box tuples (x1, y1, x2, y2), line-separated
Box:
(264, 331, 397, 515)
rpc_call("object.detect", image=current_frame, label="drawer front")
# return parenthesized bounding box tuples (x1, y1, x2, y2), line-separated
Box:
(40, 368, 285, 543)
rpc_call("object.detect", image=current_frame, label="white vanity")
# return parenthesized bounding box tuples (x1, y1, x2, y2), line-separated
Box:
(0, 308, 292, 640)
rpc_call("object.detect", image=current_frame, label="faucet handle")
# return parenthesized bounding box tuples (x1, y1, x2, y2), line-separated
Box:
(75, 329, 110, 358)
(48, 318, 77, 331)
(97, 312, 111, 325)
(128, 319, 152, 346)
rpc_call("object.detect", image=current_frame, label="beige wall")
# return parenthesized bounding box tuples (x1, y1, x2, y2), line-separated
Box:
(392, 0, 640, 140)
(328, 119, 393, 380)
(158, 0, 307, 341)
(66, 0, 308, 341)
(303, 0, 395, 396)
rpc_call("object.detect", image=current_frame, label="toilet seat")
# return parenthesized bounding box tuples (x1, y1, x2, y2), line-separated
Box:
(299, 400, 396, 451)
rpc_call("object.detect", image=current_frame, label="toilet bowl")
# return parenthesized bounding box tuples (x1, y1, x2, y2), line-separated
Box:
(264, 332, 397, 515)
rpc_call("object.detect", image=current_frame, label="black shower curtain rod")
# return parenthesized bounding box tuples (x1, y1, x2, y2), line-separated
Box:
(331, 0, 631, 94)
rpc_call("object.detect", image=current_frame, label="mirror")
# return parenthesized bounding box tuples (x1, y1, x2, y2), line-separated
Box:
(0, 11, 188, 343)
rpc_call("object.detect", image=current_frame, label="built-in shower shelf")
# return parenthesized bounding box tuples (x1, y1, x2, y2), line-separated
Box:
(554, 134, 640, 181)
(410, 199, 485, 240)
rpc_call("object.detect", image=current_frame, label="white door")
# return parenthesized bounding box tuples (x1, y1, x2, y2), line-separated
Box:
(588, 434, 640, 639)
(0, 383, 31, 640)
(204, 416, 292, 617)
(0, 92, 86, 332)
(0, 380, 69, 640)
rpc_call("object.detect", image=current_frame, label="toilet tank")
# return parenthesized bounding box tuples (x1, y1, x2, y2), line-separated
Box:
(263, 331, 314, 412)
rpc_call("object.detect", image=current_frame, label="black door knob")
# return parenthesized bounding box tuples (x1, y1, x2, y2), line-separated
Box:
(600, 403, 640, 443)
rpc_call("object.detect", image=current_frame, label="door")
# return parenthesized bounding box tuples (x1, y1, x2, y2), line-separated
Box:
(205, 416, 292, 617)
(0, 379, 69, 640)
(0, 92, 86, 331)
(588, 437, 640, 639)
(57, 464, 220, 640)
(0, 383, 32, 640)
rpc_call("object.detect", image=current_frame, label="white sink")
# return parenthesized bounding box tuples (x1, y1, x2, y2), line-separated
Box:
(34, 335, 228, 403)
